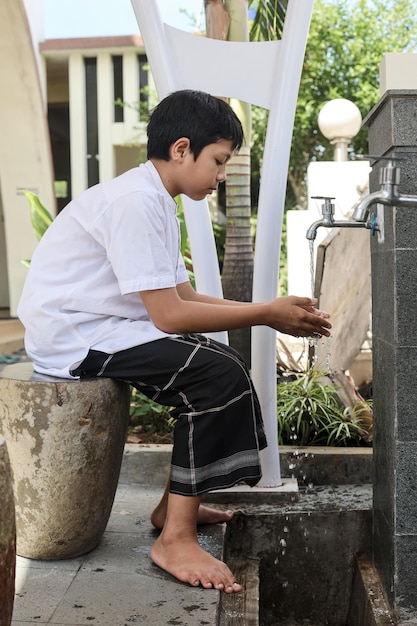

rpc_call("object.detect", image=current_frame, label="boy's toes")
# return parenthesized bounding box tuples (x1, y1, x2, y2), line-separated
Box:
(199, 575, 214, 589)
(225, 581, 243, 594)
(186, 571, 210, 588)
(211, 576, 225, 590)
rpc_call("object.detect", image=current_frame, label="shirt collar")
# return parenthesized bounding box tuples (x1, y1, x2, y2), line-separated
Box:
(143, 160, 178, 213)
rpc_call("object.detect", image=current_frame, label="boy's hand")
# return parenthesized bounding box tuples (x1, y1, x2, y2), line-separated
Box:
(267, 296, 331, 338)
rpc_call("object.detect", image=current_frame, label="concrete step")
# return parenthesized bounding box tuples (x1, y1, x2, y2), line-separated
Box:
(120, 443, 373, 488)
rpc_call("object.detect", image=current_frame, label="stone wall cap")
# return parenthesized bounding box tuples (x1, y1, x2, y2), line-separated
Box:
(363, 89, 417, 128)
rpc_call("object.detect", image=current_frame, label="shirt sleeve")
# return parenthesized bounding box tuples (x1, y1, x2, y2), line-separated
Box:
(176, 254, 190, 285)
(92, 191, 182, 295)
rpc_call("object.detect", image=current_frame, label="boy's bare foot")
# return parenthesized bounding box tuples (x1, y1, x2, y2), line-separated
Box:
(150, 533, 242, 593)
(151, 503, 233, 530)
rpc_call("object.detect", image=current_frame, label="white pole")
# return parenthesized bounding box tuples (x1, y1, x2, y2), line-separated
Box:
(130, 0, 176, 98)
(252, 0, 315, 486)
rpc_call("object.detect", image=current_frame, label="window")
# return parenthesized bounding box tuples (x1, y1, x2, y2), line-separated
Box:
(112, 55, 124, 122)
(138, 54, 149, 121)
(84, 57, 99, 187)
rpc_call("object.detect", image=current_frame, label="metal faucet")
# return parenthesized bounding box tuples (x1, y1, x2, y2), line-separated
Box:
(306, 196, 368, 241)
(353, 155, 417, 222)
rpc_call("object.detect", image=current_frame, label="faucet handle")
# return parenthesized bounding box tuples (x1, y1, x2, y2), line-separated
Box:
(311, 196, 335, 218)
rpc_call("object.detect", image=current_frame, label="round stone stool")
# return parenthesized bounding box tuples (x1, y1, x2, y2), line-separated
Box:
(0, 435, 16, 625)
(0, 362, 130, 559)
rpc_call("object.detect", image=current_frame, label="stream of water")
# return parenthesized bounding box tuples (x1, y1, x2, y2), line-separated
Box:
(309, 239, 332, 374)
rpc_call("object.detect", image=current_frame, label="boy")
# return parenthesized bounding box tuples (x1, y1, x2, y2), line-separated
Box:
(18, 90, 331, 593)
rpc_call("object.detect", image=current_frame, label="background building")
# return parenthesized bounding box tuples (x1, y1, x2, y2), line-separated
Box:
(41, 35, 151, 210)
(0, 0, 151, 316)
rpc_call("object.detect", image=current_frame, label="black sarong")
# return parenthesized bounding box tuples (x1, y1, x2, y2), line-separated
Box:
(72, 333, 267, 496)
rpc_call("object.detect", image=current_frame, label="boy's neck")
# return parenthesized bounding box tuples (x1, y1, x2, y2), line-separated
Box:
(150, 157, 181, 199)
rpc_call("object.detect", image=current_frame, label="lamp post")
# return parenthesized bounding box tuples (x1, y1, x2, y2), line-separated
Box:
(318, 98, 362, 161)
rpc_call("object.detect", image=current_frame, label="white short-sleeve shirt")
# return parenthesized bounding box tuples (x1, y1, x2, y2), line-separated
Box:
(17, 161, 189, 378)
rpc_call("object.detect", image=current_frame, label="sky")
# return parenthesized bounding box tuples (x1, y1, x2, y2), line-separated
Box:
(44, 0, 206, 38)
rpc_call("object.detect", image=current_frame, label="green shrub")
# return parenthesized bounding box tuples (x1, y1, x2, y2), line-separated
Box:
(129, 388, 175, 438)
(277, 368, 372, 447)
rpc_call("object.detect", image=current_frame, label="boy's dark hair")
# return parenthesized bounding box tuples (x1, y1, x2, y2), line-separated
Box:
(147, 90, 244, 161)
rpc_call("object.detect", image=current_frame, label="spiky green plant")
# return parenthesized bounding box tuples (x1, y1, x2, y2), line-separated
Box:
(22, 191, 54, 266)
(23, 190, 54, 240)
(277, 368, 372, 447)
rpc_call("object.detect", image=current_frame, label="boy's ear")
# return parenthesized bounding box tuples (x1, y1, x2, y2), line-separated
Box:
(171, 137, 191, 161)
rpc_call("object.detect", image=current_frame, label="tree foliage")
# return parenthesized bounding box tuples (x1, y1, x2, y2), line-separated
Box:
(249, 0, 417, 209)
(249, 0, 287, 41)
(289, 0, 417, 207)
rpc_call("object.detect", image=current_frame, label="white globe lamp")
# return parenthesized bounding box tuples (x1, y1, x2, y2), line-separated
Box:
(318, 98, 362, 161)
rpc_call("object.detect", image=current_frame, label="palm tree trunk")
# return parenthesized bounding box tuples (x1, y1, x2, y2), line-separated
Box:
(204, 0, 230, 39)
(204, 0, 254, 367)
(221, 145, 253, 366)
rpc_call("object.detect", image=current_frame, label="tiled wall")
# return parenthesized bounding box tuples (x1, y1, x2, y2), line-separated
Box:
(366, 90, 417, 618)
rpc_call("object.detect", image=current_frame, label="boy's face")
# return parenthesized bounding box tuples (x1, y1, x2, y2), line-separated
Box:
(179, 139, 234, 201)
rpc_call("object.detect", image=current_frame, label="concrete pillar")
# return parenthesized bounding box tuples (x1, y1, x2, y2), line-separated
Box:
(0, 436, 16, 626)
(123, 52, 140, 126)
(0, 363, 130, 560)
(97, 52, 114, 182)
(69, 53, 88, 198)
(364, 89, 417, 619)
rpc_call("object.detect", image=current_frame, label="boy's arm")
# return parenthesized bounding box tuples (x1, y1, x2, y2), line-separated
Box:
(139, 281, 331, 339)
(177, 280, 253, 307)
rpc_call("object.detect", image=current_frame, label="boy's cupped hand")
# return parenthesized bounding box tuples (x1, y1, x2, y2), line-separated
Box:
(268, 296, 331, 338)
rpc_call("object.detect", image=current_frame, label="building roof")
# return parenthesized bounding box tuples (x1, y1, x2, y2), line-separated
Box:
(40, 34, 144, 53)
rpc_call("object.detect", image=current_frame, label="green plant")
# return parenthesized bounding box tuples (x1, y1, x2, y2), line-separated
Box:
(277, 367, 372, 447)
(129, 387, 175, 440)
(23, 190, 54, 240)
(22, 191, 54, 266)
